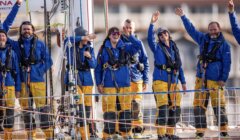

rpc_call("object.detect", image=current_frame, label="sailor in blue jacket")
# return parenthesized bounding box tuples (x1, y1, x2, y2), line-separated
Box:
(0, 29, 20, 140)
(228, 0, 240, 44)
(95, 27, 141, 139)
(148, 11, 186, 140)
(1, 0, 22, 33)
(64, 26, 97, 140)
(7, 21, 53, 139)
(120, 19, 149, 138)
(176, 8, 231, 138)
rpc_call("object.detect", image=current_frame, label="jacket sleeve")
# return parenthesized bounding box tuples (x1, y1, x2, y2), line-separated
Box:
(3, 3, 20, 32)
(220, 42, 231, 82)
(94, 51, 103, 86)
(180, 15, 205, 45)
(229, 12, 240, 44)
(64, 36, 83, 45)
(140, 43, 149, 84)
(87, 47, 97, 69)
(125, 35, 141, 55)
(178, 67, 186, 85)
(147, 23, 157, 52)
(40, 42, 53, 73)
(12, 51, 21, 92)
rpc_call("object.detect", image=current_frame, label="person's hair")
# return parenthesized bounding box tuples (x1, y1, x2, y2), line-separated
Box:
(19, 21, 36, 37)
(97, 27, 120, 63)
(208, 21, 221, 30)
(123, 19, 135, 30)
(157, 31, 172, 43)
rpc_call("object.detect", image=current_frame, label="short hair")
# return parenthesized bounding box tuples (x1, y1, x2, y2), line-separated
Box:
(208, 21, 221, 30)
(123, 19, 135, 30)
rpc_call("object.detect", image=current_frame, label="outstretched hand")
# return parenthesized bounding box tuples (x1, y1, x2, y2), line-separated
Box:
(175, 8, 184, 17)
(82, 33, 97, 41)
(228, 0, 234, 13)
(151, 11, 160, 24)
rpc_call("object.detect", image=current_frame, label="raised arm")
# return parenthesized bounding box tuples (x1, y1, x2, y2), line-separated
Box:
(147, 11, 160, 52)
(86, 47, 97, 69)
(228, 0, 240, 44)
(175, 8, 205, 45)
(124, 35, 141, 55)
(3, 0, 22, 32)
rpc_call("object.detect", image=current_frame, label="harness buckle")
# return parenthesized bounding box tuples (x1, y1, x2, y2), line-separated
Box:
(103, 63, 109, 69)
(166, 68, 172, 73)
(162, 64, 166, 70)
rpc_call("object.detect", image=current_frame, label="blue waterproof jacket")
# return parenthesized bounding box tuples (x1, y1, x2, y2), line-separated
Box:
(95, 35, 141, 87)
(2, 2, 21, 32)
(121, 34, 149, 84)
(229, 12, 240, 44)
(8, 36, 53, 82)
(181, 15, 231, 82)
(147, 24, 186, 84)
(0, 46, 21, 91)
(64, 36, 96, 86)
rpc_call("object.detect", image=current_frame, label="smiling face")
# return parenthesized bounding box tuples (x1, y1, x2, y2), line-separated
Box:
(109, 29, 120, 45)
(208, 22, 221, 39)
(0, 33, 7, 48)
(21, 24, 34, 38)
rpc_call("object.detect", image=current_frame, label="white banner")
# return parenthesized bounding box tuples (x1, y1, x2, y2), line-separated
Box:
(0, 0, 14, 12)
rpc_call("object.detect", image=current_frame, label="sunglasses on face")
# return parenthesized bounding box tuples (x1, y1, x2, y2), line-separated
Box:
(158, 30, 168, 37)
(111, 31, 120, 36)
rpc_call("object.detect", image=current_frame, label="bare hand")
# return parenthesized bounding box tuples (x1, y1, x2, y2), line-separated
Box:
(97, 85, 104, 94)
(84, 51, 91, 59)
(182, 84, 187, 94)
(151, 11, 160, 24)
(16, 0, 22, 5)
(175, 8, 184, 17)
(88, 33, 97, 40)
(142, 83, 147, 92)
(218, 81, 225, 87)
(15, 91, 20, 98)
(228, 0, 234, 13)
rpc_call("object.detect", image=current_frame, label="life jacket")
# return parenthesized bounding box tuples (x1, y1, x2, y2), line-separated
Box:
(198, 40, 222, 68)
(103, 47, 130, 70)
(0, 44, 17, 79)
(76, 46, 90, 71)
(155, 40, 182, 73)
(18, 36, 39, 68)
(0, 45, 13, 72)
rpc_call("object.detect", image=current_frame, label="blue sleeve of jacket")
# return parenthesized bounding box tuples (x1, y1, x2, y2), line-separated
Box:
(64, 36, 83, 46)
(125, 35, 141, 55)
(95, 52, 103, 86)
(3, 3, 20, 32)
(147, 24, 157, 52)
(220, 43, 231, 82)
(181, 15, 205, 45)
(40, 42, 53, 73)
(140, 43, 149, 84)
(229, 12, 240, 44)
(87, 47, 97, 69)
(12, 51, 21, 92)
(178, 67, 186, 84)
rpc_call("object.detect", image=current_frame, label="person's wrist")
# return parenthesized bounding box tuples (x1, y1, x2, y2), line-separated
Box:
(229, 9, 234, 13)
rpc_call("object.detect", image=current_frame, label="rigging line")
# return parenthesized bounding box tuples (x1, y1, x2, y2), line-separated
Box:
(79, 0, 83, 26)
(87, 0, 90, 32)
(43, 0, 49, 105)
(104, 0, 109, 34)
